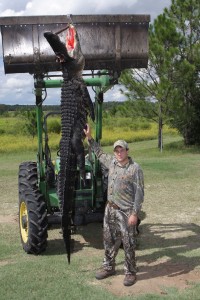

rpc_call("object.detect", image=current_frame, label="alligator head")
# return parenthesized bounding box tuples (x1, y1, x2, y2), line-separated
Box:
(44, 24, 85, 77)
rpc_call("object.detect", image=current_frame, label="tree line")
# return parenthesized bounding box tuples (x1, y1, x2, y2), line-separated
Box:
(0, 102, 119, 116)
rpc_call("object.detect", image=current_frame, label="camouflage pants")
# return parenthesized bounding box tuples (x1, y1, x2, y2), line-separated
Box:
(102, 204, 137, 275)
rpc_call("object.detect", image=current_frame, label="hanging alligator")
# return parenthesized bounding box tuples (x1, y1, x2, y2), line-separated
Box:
(44, 24, 95, 263)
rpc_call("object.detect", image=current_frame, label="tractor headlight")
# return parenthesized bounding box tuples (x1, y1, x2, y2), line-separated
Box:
(86, 172, 91, 179)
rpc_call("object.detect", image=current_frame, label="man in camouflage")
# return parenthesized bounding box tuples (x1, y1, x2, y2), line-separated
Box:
(84, 124, 144, 286)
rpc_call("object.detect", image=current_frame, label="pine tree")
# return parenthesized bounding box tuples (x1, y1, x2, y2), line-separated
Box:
(120, 0, 200, 146)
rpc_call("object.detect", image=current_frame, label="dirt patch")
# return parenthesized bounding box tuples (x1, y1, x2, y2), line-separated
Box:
(86, 222, 200, 297)
(0, 214, 18, 224)
(94, 263, 200, 297)
(0, 260, 15, 267)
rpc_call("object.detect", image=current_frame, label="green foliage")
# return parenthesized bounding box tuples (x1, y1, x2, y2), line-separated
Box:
(0, 116, 25, 135)
(120, 0, 200, 146)
(47, 118, 61, 134)
(0, 104, 61, 112)
(0, 129, 5, 135)
(102, 116, 151, 131)
(0, 104, 10, 116)
(161, 0, 200, 145)
(0, 114, 178, 153)
(20, 109, 37, 139)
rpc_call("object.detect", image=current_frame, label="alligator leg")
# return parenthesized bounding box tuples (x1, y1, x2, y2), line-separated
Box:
(71, 124, 86, 185)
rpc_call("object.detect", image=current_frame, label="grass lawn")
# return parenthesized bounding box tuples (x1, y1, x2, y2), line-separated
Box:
(0, 136, 200, 299)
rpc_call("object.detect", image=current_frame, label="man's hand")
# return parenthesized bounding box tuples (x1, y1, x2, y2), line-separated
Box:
(128, 214, 138, 226)
(83, 123, 92, 140)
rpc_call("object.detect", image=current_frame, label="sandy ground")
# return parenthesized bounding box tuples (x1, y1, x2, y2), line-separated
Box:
(97, 262, 200, 297)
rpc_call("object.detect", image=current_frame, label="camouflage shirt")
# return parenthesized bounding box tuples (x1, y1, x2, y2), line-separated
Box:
(89, 139, 144, 215)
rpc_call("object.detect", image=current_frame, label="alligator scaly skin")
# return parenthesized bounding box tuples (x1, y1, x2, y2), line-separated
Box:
(44, 28, 95, 262)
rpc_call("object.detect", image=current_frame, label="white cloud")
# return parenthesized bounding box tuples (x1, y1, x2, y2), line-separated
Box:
(5, 76, 32, 89)
(92, 0, 137, 12)
(104, 85, 126, 102)
(0, 74, 34, 104)
(25, 2, 32, 10)
(0, 9, 24, 17)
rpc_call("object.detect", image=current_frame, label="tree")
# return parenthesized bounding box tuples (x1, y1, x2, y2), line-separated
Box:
(163, 0, 200, 145)
(0, 104, 9, 116)
(120, 11, 180, 150)
(21, 109, 37, 139)
(120, 0, 200, 146)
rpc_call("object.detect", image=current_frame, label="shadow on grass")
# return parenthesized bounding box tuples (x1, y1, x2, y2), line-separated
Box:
(45, 221, 104, 256)
(165, 140, 200, 154)
(46, 211, 146, 255)
(116, 222, 200, 278)
(45, 221, 200, 283)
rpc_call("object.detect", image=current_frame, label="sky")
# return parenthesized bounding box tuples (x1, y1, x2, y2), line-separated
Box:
(0, 0, 171, 105)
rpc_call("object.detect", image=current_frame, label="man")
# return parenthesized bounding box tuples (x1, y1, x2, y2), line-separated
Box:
(84, 124, 144, 287)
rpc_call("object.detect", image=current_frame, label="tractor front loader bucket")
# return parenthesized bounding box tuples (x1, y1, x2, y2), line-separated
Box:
(0, 14, 150, 75)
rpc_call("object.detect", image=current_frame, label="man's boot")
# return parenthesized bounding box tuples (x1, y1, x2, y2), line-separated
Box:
(95, 268, 116, 280)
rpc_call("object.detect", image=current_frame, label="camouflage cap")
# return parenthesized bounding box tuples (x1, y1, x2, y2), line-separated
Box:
(113, 140, 129, 150)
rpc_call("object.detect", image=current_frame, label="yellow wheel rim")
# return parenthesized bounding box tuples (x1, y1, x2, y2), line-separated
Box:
(19, 201, 28, 243)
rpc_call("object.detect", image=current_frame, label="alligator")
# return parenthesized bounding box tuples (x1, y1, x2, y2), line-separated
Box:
(44, 24, 95, 262)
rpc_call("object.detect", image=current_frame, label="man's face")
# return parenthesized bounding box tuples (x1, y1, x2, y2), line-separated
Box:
(114, 146, 129, 164)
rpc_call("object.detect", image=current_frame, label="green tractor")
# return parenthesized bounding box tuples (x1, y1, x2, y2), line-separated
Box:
(0, 14, 150, 255)
(18, 72, 114, 254)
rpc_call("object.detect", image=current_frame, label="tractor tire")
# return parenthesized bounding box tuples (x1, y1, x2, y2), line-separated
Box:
(18, 161, 38, 189)
(19, 162, 48, 254)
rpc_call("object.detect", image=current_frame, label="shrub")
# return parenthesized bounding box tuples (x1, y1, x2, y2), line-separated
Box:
(47, 119, 61, 134)
(0, 129, 5, 135)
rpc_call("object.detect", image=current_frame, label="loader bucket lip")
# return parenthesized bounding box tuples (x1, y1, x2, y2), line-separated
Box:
(0, 14, 150, 75)
(0, 14, 150, 25)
